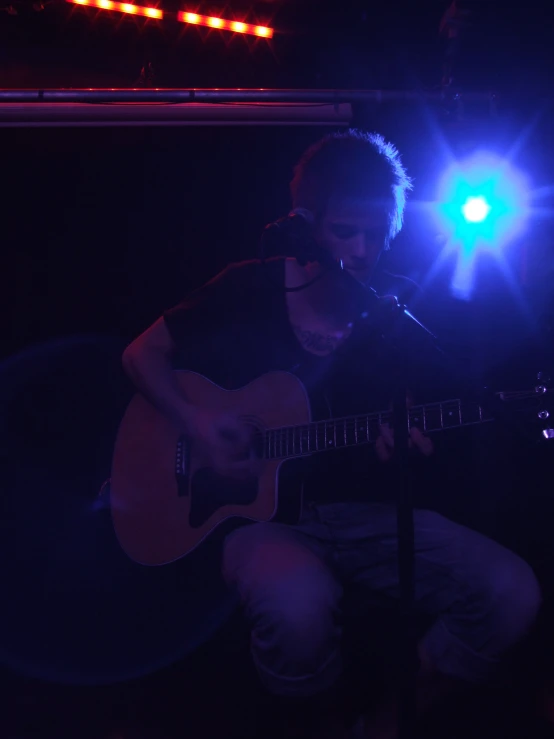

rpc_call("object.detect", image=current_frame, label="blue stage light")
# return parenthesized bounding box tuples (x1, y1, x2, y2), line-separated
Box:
(433, 152, 529, 298)
(461, 195, 491, 223)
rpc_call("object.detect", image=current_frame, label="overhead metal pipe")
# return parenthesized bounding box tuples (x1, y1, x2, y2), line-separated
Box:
(0, 88, 497, 104)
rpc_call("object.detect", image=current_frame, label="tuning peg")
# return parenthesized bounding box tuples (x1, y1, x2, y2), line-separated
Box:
(542, 429, 554, 440)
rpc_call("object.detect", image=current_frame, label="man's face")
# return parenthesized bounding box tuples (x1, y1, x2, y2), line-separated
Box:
(314, 199, 389, 284)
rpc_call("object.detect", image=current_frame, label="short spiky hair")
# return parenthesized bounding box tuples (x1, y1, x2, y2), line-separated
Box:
(290, 129, 412, 248)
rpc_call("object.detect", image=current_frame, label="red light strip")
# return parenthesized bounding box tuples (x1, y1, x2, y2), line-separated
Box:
(67, 0, 163, 19)
(177, 11, 273, 38)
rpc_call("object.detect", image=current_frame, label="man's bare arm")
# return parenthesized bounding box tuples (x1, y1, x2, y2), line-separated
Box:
(122, 318, 196, 431)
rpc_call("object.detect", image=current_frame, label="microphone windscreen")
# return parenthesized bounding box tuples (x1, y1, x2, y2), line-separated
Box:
(288, 208, 315, 224)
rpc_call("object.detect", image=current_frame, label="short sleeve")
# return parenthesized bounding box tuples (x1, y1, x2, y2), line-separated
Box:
(163, 260, 257, 349)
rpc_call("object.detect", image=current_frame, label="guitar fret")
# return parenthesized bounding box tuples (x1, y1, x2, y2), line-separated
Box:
(264, 395, 503, 461)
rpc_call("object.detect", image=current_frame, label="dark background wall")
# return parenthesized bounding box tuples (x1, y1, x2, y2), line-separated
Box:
(1, 0, 552, 94)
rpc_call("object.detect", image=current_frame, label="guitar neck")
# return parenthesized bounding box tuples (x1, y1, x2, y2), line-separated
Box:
(264, 397, 494, 460)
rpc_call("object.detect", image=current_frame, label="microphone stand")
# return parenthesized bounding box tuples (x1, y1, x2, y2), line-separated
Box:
(388, 307, 443, 739)
(375, 302, 427, 739)
(356, 291, 541, 739)
(391, 363, 418, 739)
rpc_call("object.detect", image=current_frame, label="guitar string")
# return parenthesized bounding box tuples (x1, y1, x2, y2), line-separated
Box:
(260, 416, 493, 459)
(263, 390, 537, 438)
(254, 390, 541, 459)
(264, 400, 473, 435)
(261, 405, 471, 457)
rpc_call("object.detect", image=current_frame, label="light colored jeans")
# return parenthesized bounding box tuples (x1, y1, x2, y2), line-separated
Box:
(222, 503, 541, 697)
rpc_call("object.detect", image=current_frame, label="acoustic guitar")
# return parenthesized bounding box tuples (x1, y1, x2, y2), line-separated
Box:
(110, 370, 551, 565)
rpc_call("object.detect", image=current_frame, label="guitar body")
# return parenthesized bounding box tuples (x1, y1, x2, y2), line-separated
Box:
(110, 371, 311, 565)
(111, 365, 551, 566)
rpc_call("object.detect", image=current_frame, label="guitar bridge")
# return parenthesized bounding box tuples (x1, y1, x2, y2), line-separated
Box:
(175, 436, 190, 497)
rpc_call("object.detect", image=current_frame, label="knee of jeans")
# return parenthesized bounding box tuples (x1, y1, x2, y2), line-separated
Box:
(221, 524, 342, 665)
(482, 549, 542, 643)
(258, 573, 341, 655)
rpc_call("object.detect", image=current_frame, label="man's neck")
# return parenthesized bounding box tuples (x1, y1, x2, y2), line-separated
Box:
(285, 259, 359, 327)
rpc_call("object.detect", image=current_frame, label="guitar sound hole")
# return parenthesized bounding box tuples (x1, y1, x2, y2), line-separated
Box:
(188, 468, 258, 529)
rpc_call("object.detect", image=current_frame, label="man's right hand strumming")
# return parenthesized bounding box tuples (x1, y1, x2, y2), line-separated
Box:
(186, 407, 255, 479)
(122, 318, 256, 480)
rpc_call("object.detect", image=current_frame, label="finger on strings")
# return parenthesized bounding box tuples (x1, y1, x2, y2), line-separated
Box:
(410, 426, 434, 456)
(379, 424, 394, 448)
(376, 435, 393, 462)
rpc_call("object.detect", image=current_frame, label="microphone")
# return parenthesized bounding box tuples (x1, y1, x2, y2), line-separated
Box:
(357, 287, 441, 350)
(265, 208, 314, 234)
(262, 213, 434, 344)
(261, 209, 337, 268)
(354, 285, 401, 326)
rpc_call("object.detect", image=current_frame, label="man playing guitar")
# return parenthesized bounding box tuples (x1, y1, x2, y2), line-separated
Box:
(120, 130, 541, 738)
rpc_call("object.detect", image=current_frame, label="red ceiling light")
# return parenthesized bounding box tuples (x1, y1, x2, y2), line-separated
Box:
(67, 0, 163, 20)
(177, 11, 273, 38)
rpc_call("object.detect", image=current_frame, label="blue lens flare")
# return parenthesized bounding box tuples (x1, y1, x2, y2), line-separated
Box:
(434, 152, 529, 298)
(437, 151, 529, 246)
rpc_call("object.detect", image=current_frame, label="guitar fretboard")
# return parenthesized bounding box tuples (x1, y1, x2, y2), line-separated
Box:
(263, 398, 493, 460)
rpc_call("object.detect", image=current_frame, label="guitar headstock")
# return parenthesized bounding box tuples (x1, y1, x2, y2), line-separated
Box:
(535, 371, 554, 440)
(498, 370, 554, 442)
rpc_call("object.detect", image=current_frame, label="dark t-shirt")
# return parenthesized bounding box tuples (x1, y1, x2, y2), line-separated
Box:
(163, 258, 437, 505)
